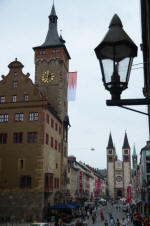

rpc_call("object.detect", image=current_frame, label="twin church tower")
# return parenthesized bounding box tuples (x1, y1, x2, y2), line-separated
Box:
(107, 132, 137, 199)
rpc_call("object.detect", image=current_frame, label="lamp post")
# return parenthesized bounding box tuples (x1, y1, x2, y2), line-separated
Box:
(94, 14, 150, 117)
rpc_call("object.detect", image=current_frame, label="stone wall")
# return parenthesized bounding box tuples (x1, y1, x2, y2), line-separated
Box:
(0, 191, 44, 221)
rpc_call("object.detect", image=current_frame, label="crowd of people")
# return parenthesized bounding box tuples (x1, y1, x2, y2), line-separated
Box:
(52, 200, 150, 226)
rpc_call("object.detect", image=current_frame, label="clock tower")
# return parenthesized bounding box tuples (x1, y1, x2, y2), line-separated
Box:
(33, 4, 70, 121)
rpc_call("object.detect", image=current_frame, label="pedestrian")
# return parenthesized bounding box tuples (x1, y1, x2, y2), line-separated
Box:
(115, 219, 120, 226)
(109, 216, 115, 226)
(121, 217, 127, 226)
(105, 219, 109, 226)
(92, 212, 96, 224)
(87, 210, 90, 219)
(58, 219, 63, 226)
(100, 211, 104, 221)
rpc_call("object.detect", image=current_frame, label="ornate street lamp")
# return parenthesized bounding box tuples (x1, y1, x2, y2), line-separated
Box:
(94, 14, 150, 115)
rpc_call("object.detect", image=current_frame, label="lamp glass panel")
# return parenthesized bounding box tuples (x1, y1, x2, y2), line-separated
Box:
(101, 59, 113, 83)
(118, 57, 130, 83)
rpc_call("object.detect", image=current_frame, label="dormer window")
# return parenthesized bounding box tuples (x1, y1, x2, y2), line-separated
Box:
(13, 81, 18, 88)
(12, 95, 17, 102)
(0, 96, 5, 103)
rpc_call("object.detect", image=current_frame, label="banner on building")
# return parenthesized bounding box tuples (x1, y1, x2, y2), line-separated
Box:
(95, 180, 101, 195)
(67, 72, 77, 101)
(126, 185, 132, 203)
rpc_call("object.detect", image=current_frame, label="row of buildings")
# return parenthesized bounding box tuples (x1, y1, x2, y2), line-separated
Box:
(0, 3, 106, 221)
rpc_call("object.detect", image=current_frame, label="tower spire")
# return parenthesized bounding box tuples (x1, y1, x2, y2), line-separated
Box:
(122, 131, 130, 149)
(132, 144, 137, 157)
(107, 132, 114, 149)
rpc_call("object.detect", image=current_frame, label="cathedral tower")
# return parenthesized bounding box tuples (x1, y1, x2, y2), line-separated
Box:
(107, 133, 115, 198)
(33, 4, 70, 121)
(122, 132, 131, 197)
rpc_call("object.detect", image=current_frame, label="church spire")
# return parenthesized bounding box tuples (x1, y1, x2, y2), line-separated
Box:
(122, 131, 130, 149)
(107, 132, 114, 149)
(132, 144, 137, 157)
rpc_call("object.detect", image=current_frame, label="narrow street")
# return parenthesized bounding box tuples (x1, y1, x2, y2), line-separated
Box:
(85, 203, 133, 226)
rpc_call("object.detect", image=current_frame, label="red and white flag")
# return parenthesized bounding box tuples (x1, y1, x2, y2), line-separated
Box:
(67, 72, 77, 101)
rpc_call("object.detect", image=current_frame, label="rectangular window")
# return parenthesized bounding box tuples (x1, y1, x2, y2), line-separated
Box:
(55, 123, 58, 131)
(0, 134, 7, 144)
(27, 132, 38, 143)
(13, 81, 17, 88)
(18, 159, 25, 170)
(124, 150, 128, 154)
(24, 95, 29, 102)
(147, 163, 150, 173)
(20, 175, 32, 188)
(147, 175, 150, 185)
(29, 112, 39, 121)
(45, 173, 53, 191)
(0, 114, 8, 122)
(15, 113, 24, 122)
(46, 114, 49, 124)
(59, 126, 61, 135)
(51, 137, 54, 148)
(13, 133, 23, 143)
(12, 95, 17, 102)
(46, 133, 49, 145)
(109, 150, 112, 154)
(58, 143, 61, 152)
(0, 96, 5, 103)
(51, 119, 54, 128)
(55, 140, 57, 150)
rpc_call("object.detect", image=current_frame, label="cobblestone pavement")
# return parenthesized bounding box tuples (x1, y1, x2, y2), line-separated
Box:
(85, 203, 133, 226)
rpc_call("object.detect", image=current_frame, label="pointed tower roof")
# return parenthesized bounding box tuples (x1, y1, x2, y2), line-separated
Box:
(33, 3, 70, 59)
(122, 131, 130, 149)
(107, 133, 114, 149)
(132, 145, 137, 157)
(50, 3, 57, 16)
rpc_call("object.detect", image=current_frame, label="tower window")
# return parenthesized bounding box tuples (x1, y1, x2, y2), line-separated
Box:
(109, 150, 112, 154)
(0, 96, 5, 103)
(12, 95, 17, 102)
(13, 81, 18, 88)
(108, 156, 113, 161)
(39, 50, 46, 55)
(124, 149, 128, 154)
(124, 156, 129, 161)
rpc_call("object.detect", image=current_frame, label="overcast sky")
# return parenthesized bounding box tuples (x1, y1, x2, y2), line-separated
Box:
(0, 0, 148, 169)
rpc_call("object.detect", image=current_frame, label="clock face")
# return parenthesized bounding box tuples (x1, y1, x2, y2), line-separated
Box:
(116, 176, 122, 182)
(41, 70, 55, 83)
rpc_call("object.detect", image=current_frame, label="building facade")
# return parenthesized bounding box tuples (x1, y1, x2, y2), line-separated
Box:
(107, 132, 131, 199)
(0, 3, 70, 221)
